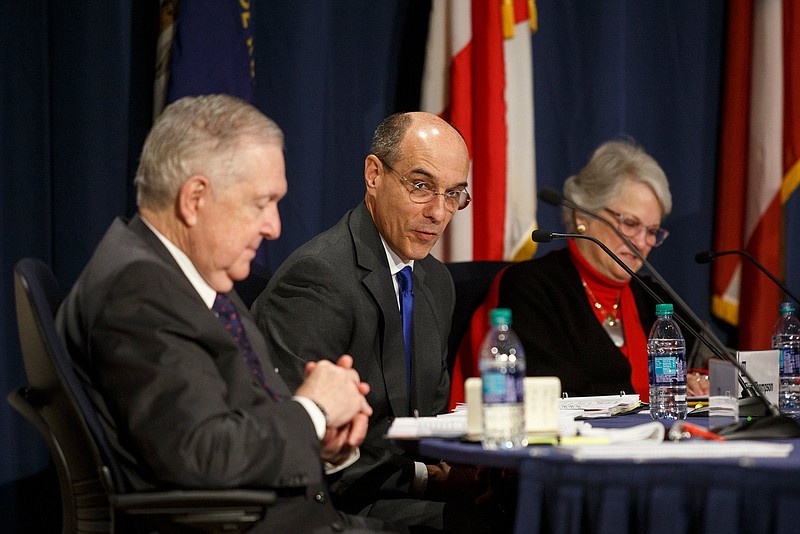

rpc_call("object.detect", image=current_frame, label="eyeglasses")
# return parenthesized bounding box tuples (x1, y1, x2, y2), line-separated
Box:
(603, 207, 669, 248)
(380, 159, 471, 212)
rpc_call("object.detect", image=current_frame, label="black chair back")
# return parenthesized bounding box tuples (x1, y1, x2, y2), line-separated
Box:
(9, 258, 275, 533)
(445, 261, 510, 373)
(11, 257, 114, 531)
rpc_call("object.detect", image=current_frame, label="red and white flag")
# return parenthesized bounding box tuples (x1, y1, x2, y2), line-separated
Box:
(713, 0, 800, 349)
(422, 0, 537, 263)
(421, 0, 537, 406)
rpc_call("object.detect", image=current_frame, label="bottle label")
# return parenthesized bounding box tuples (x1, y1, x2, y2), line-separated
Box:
(649, 355, 687, 385)
(482, 371, 524, 404)
(780, 347, 800, 375)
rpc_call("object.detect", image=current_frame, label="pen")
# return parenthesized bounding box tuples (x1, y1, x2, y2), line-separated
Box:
(668, 421, 726, 442)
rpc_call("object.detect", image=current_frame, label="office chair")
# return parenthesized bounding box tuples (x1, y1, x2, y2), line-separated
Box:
(445, 261, 510, 408)
(7, 258, 275, 533)
(445, 261, 510, 373)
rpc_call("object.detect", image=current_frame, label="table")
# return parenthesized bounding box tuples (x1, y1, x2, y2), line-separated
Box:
(412, 414, 800, 534)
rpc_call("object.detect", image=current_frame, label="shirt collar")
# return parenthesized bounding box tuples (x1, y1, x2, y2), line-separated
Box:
(380, 236, 414, 275)
(140, 215, 218, 308)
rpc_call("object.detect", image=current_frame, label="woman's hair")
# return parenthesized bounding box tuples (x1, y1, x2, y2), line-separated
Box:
(135, 94, 284, 210)
(561, 139, 672, 231)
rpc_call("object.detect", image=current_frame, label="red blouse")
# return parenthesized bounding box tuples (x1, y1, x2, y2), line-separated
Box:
(568, 240, 649, 401)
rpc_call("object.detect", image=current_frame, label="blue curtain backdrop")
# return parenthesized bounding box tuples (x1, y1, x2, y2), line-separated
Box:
(0, 1, 725, 530)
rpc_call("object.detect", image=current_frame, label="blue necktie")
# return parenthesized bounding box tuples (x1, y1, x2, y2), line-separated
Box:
(213, 293, 281, 401)
(396, 266, 414, 395)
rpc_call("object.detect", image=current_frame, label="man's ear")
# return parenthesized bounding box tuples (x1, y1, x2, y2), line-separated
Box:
(364, 154, 382, 193)
(177, 175, 210, 227)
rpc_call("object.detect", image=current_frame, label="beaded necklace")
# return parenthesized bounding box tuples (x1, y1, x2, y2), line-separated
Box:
(581, 278, 625, 347)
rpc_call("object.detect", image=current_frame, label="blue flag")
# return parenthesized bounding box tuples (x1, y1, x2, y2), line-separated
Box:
(166, 0, 254, 104)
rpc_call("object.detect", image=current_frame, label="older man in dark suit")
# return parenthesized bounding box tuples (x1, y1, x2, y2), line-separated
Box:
(252, 112, 491, 532)
(56, 94, 396, 533)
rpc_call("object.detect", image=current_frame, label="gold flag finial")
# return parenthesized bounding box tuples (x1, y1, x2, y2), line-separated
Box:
(528, 0, 538, 33)
(502, 0, 515, 38)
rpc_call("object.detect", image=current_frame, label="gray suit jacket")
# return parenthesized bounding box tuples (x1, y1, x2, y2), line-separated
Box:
(56, 215, 350, 533)
(252, 202, 454, 512)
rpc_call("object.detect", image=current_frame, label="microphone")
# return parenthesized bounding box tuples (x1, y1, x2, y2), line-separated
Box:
(696, 249, 800, 305)
(533, 229, 800, 439)
(538, 189, 731, 359)
(532, 231, 729, 360)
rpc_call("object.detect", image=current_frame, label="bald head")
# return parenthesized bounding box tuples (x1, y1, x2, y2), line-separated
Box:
(363, 112, 470, 262)
(369, 112, 468, 168)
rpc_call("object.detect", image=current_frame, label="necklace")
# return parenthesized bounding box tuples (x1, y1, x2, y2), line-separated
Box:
(581, 279, 625, 347)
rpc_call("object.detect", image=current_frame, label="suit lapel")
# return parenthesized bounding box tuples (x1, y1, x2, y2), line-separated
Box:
(130, 215, 290, 399)
(349, 204, 410, 416)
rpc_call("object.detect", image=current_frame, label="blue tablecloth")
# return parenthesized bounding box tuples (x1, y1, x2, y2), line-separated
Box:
(413, 414, 800, 534)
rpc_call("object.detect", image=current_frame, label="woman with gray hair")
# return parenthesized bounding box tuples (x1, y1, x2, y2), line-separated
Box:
(496, 139, 709, 400)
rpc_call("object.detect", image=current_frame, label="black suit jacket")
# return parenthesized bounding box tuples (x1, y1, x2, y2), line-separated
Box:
(252, 202, 453, 512)
(56, 215, 349, 532)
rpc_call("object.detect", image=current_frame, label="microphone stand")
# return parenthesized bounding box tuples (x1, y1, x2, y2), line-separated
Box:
(532, 230, 800, 439)
(538, 189, 768, 416)
(539, 189, 731, 358)
(696, 250, 800, 305)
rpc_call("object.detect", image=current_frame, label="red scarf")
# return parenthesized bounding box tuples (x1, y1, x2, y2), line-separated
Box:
(568, 240, 649, 401)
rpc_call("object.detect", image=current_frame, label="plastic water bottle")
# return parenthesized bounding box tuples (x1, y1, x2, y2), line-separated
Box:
(772, 302, 800, 416)
(479, 308, 526, 450)
(647, 303, 687, 420)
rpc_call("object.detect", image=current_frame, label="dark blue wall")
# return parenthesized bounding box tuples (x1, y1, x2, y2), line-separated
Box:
(0, 1, 727, 530)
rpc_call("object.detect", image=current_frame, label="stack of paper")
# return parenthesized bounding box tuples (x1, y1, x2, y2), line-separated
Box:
(560, 394, 642, 418)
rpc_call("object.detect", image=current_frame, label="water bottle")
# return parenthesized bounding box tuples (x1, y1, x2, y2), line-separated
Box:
(647, 303, 687, 420)
(479, 308, 526, 450)
(772, 302, 800, 416)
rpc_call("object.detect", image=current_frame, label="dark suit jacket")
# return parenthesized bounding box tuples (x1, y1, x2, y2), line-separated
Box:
(252, 202, 453, 512)
(497, 247, 704, 397)
(56, 215, 349, 533)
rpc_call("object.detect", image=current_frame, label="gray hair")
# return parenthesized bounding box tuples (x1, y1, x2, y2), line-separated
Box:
(562, 139, 672, 231)
(369, 112, 414, 165)
(135, 94, 284, 210)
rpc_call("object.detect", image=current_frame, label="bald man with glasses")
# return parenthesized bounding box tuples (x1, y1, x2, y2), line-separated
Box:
(252, 112, 498, 532)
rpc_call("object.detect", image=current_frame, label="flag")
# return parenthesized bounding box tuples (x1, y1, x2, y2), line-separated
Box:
(154, 0, 255, 113)
(421, 0, 537, 406)
(712, 0, 800, 350)
(154, 0, 268, 267)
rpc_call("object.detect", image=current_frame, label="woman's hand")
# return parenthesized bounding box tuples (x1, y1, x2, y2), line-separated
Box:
(687, 369, 710, 396)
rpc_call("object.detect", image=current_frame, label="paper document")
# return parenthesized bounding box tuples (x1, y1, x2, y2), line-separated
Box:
(560, 394, 642, 417)
(561, 440, 793, 461)
(386, 414, 467, 439)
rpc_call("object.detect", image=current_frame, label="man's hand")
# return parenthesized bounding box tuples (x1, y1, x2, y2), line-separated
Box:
(320, 412, 369, 465)
(296, 355, 371, 429)
(423, 461, 489, 503)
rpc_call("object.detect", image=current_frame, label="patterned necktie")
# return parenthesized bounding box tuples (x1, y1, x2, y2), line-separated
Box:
(213, 293, 281, 401)
(396, 266, 414, 395)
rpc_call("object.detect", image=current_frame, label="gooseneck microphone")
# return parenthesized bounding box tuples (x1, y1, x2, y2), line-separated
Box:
(696, 249, 800, 305)
(538, 189, 731, 359)
(532, 229, 800, 439)
(531, 231, 731, 362)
